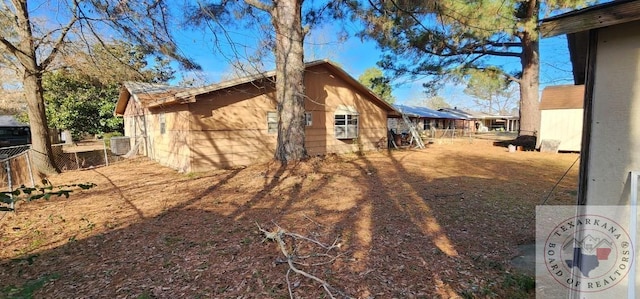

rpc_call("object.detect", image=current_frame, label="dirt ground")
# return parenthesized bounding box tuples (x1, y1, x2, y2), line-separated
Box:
(0, 139, 580, 298)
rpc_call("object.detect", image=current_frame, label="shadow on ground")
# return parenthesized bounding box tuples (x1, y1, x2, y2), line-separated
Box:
(0, 142, 578, 298)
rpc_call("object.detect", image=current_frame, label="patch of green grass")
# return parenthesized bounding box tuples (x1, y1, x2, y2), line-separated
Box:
(502, 272, 535, 298)
(1, 273, 60, 299)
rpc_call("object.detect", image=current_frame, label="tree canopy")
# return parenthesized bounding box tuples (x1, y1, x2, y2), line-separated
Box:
(358, 67, 395, 104)
(463, 69, 518, 115)
(43, 42, 175, 140)
(0, 0, 199, 174)
(422, 96, 451, 110)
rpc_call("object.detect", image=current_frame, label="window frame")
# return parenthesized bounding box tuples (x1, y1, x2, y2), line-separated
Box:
(334, 113, 358, 139)
(267, 111, 278, 134)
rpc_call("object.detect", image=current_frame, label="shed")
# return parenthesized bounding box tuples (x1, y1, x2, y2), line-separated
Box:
(538, 85, 585, 152)
(115, 60, 396, 172)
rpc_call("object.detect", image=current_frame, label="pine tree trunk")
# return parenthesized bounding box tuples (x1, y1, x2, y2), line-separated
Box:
(518, 0, 541, 138)
(272, 0, 307, 162)
(519, 33, 540, 137)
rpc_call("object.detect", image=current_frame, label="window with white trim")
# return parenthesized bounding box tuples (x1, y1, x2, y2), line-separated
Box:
(267, 111, 277, 134)
(334, 106, 358, 139)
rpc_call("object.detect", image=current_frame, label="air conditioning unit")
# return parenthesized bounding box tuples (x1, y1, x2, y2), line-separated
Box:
(110, 137, 131, 156)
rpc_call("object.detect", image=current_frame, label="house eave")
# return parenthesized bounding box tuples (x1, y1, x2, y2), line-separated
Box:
(539, 0, 640, 37)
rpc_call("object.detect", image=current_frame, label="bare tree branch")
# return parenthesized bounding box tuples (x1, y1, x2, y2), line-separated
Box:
(243, 0, 273, 13)
(40, 5, 79, 71)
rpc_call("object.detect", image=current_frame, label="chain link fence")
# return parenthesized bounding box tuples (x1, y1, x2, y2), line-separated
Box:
(0, 136, 141, 191)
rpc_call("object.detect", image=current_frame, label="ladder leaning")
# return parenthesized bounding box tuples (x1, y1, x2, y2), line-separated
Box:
(401, 113, 425, 149)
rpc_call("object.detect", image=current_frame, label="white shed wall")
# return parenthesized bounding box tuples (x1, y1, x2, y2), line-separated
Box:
(539, 108, 583, 152)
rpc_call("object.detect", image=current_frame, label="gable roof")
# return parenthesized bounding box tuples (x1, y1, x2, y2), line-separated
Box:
(393, 105, 464, 119)
(540, 85, 585, 110)
(115, 82, 187, 115)
(115, 60, 398, 116)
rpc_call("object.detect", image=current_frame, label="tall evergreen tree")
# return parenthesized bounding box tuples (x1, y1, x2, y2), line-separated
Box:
(358, 67, 396, 104)
(356, 0, 589, 137)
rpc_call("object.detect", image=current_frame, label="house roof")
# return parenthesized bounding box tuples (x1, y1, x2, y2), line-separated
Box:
(540, 85, 585, 110)
(115, 60, 398, 116)
(539, 0, 640, 37)
(437, 107, 518, 120)
(115, 82, 188, 115)
(0, 115, 28, 127)
(393, 105, 464, 119)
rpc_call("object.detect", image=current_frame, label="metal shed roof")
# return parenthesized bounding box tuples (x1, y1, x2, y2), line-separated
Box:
(393, 105, 465, 119)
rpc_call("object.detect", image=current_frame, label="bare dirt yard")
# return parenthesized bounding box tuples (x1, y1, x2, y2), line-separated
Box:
(0, 139, 579, 298)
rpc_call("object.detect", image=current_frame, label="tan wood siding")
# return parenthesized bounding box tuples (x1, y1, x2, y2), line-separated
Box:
(146, 106, 192, 172)
(134, 63, 391, 172)
(304, 64, 388, 156)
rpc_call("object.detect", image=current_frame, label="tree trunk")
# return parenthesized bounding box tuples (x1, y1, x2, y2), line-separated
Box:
(518, 1, 541, 137)
(272, 0, 307, 162)
(23, 70, 59, 175)
(13, 0, 59, 174)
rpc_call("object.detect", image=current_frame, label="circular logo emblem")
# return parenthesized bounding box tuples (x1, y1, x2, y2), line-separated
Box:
(544, 214, 634, 292)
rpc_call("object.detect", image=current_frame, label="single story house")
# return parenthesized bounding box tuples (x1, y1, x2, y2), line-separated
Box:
(537, 84, 584, 152)
(114, 60, 397, 172)
(391, 104, 463, 131)
(541, 0, 640, 206)
(437, 107, 519, 132)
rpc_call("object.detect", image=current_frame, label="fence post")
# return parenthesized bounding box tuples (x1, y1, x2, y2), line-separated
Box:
(103, 139, 109, 166)
(5, 160, 13, 210)
(74, 152, 80, 170)
(25, 151, 35, 187)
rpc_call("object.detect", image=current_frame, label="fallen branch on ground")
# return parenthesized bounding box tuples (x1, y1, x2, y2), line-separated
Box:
(257, 222, 352, 299)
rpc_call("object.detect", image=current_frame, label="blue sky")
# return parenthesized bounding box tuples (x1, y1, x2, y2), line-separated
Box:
(169, 7, 575, 111)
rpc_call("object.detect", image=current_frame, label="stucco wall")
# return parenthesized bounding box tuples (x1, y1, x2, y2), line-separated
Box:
(586, 20, 640, 205)
(539, 109, 583, 152)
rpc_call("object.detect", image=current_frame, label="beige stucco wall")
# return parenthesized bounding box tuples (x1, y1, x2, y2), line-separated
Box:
(586, 20, 640, 205)
(539, 109, 583, 152)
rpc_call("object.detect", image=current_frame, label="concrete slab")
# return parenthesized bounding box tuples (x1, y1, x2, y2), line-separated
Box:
(511, 243, 536, 276)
